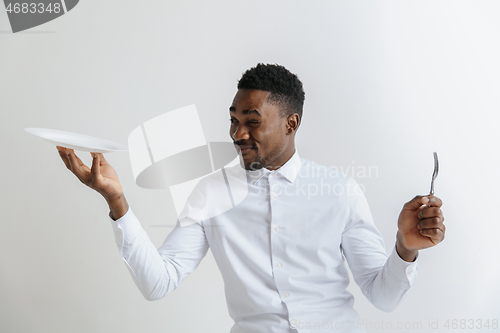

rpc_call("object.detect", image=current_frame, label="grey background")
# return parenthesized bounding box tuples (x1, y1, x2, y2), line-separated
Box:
(1, 1, 499, 332)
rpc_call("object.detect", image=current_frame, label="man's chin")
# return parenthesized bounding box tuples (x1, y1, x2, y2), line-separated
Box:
(238, 157, 264, 171)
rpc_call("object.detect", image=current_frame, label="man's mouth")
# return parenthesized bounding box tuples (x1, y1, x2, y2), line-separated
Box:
(236, 145, 255, 155)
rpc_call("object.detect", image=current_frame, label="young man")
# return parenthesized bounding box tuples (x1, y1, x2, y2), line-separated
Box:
(57, 64, 445, 333)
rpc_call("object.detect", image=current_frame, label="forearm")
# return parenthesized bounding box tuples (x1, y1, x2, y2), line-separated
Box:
(111, 209, 174, 301)
(110, 209, 209, 301)
(364, 246, 418, 312)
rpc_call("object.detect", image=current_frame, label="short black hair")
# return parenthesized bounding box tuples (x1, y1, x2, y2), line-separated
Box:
(237, 63, 305, 122)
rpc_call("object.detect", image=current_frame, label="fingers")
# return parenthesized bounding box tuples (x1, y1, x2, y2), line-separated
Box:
(427, 195, 443, 208)
(65, 148, 91, 183)
(56, 147, 112, 195)
(418, 216, 445, 229)
(419, 226, 445, 243)
(56, 146, 70, 169)
(90, 152, 101, 185)
(417, 202, 446, 244)
(418, 206, 443, 219)
(403, 195, 443, 211)
(97, 152, 109, 165)
(403, 195, 429, 211)
(418, 205, 445, 226)
(66, 148, 79, 173)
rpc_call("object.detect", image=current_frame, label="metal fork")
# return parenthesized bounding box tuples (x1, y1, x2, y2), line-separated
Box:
(429, 152, 439, 196)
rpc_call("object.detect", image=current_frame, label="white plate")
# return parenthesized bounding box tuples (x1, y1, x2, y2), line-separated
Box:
(25, 128, 129, 153)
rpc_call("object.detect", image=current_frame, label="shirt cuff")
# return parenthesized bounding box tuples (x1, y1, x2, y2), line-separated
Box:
(109, 207, 146, 254)
(385, 245, 419, 286)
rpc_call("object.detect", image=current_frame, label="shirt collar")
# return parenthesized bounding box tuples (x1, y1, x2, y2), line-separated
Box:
(249, 150, 301, 185)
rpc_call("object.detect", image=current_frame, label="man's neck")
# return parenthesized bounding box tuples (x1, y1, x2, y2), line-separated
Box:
(266, 146, 296, 171)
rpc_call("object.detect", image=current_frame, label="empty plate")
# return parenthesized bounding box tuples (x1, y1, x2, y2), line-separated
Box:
(25, 128, 128, 153)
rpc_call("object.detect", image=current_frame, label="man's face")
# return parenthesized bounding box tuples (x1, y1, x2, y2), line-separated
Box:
(229, 89, 292, 170)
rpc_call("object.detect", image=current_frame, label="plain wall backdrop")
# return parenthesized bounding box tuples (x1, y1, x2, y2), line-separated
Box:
(1, 1, 499, 332)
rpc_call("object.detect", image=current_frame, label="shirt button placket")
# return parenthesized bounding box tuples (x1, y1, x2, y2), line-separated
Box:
(268, 173, 290, 305)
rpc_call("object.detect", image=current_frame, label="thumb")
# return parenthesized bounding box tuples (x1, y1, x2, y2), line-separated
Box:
(403, 195, 429, 211)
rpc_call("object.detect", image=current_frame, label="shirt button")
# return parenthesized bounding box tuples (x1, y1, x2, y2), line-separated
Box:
(272, 193, 278, 199)
(284, 293, 290, 298)
(273, 226, 279, 232)
(276, 262, 282, 268)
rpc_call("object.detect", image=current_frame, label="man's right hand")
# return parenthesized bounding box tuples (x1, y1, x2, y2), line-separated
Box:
(56, 146, 129, 220)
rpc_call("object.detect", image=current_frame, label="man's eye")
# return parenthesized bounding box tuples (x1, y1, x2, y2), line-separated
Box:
(229, 119, 237, 123)
(248, 121, 259, 124)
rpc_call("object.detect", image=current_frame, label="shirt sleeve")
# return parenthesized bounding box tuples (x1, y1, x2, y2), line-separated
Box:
(110, 207, 209, 301)
(341, 178, 418, 312)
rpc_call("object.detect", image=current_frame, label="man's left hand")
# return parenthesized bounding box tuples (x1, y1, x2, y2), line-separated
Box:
(396, 195, 445, 261)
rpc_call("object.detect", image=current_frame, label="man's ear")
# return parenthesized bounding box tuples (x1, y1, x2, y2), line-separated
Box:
(286, 113, 300, 134)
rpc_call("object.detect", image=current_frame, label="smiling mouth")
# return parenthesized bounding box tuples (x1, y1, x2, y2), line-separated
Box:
(235, 145, 255, 156)
(240, 147, 253, 155)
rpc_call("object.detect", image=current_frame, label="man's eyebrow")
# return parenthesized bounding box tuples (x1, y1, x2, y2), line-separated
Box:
(229, 107, 262, 116)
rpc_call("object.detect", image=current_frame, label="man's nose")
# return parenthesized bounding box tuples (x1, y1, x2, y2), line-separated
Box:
(232, 125, 250, 141)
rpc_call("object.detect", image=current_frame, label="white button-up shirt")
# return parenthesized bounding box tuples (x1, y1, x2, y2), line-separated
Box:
(111, 150, 418, 333)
